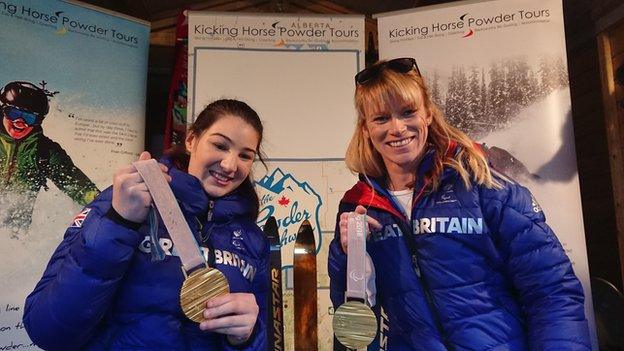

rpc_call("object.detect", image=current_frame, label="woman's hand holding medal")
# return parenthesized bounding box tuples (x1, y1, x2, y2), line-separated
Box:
(200, 292, 259, 345)
(334, 208, 380, 349)
(338, 205, 381, 254)
(112, 151, 171, 223)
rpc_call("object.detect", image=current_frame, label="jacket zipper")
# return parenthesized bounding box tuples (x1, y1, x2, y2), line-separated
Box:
(398, 180, 455, 351)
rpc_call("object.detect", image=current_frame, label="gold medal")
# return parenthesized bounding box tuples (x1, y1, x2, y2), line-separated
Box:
(333, 300, 377, 349)
(180, 267, 230, 323)
(132, 161, 231, 324)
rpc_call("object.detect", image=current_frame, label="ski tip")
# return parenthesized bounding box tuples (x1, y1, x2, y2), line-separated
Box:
(263, 216, 279, 245)
(295, 220, 315, 248)
(297, 220, 312, 235)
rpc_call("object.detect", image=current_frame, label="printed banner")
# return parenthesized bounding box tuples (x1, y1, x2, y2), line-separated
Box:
(377, 0, 597, 348)
(188, 12, 364, 350)
(0, 0, 149, 348)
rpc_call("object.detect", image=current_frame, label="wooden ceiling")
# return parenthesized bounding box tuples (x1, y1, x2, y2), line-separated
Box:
(79, 0, 442, 22)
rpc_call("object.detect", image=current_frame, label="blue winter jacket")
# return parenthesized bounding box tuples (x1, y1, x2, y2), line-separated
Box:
(328, 145, 590, 350)
(23, 159, 269, 350)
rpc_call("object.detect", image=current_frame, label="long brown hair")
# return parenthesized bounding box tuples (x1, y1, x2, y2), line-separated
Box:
(346, 60, 500, 190)
(166, 99, 266, 218)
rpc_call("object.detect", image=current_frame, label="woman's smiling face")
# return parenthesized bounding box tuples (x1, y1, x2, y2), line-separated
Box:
(362, 92, 431, 176)
(185, 114, 259, 198)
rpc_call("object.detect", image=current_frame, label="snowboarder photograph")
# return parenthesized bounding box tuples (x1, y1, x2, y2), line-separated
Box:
(0, 80, 100, 234)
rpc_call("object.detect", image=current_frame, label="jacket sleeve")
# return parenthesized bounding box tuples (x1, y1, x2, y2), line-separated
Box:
(23, 188, 144, 351)
(222, 229, 270, 351)
(480, 182, 591, 350)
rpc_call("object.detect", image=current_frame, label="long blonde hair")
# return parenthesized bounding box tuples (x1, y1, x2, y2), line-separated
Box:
(345, 60, 500, 190)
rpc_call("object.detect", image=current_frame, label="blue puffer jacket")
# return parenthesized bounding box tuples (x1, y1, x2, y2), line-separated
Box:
(329, 145, 590, 350)
(24, 159, 269, 350)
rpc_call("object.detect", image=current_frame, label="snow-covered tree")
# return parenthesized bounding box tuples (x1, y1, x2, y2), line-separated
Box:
(488, 61, 508, 125)
(430, 70, 443, 108)
(466, 66, 482, 134)
(554, 56, 569, 88)
(445, 66, 469, 131)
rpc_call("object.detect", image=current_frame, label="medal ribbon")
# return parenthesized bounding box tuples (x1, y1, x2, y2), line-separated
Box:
(346, 213, 367, 301)
(133, 159, 205, 272)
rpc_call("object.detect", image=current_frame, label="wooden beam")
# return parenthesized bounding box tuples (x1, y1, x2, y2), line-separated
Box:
(597, 23, 624, 288)
(610, 23, 624, 57)
(150, 28, 177, 46)
(270, 0, 290, 12)
(119, 0, 150, 20)
(289, 0, 354, 14)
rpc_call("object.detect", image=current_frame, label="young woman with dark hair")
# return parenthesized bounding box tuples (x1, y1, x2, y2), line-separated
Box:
(24, 99, 270, 350)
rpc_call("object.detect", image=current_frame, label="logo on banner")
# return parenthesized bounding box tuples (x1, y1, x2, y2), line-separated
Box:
(458, 14, 474, 37)
(271, 19, 359, 39)
(255, 168, 323, 265)
(387, 9, 551, 40)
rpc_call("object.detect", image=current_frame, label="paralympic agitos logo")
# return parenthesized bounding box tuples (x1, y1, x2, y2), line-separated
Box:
(387, 8, 550, 39)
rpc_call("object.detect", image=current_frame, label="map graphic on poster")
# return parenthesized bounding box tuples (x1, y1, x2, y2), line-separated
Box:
(188, 12, 364, 350)
(0, 1, 149, 349)
(376, 0, 598, 348)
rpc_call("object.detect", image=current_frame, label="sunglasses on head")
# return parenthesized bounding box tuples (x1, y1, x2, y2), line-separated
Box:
(2, 106, 41, 125)
(355, 57, 421, 85)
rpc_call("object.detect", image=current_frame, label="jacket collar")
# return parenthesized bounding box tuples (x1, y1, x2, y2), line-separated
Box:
(342, 140, 459, 219)
(161, 157, 254, 222)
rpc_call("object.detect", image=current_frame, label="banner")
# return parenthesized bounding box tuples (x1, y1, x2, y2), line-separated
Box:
(377, 0, 597, 348)
(0, 0, 149, 348)
(188, 12, 364, 350)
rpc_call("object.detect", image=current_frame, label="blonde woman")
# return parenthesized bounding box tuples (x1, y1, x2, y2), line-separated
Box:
(328, 58, 590, 350)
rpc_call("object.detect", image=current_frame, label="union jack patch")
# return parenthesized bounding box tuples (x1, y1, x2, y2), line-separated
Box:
(71, 208, 92, 228)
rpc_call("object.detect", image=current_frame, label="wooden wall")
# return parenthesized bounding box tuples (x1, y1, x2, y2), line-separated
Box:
(597, 17, 624, 289)
(564, 0, 624, 291)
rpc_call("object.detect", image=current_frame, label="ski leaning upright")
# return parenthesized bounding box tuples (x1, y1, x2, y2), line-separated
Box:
(293, 220, 318, 351)
(264, 216, 285, 351)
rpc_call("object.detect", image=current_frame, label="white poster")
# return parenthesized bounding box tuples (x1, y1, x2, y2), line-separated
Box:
(377, 0, 597, 348)
(188, 12, 364, 350)
(0, 0, 149, 348)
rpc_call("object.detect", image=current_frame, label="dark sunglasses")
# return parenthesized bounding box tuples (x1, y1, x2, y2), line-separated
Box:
(2, 106, 41, 125)
(355, 57, 420, 85)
